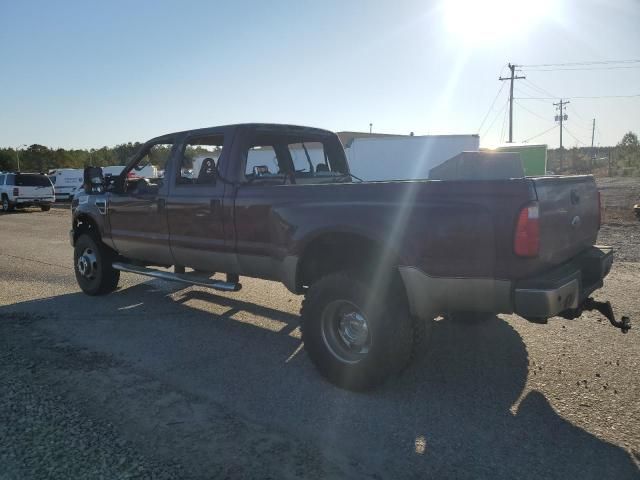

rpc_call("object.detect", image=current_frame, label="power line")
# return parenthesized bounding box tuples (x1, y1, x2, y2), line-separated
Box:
(521, 59, 640, 68)
(563, 126, 587, 146)
(516, 93, 640, 100)
(477, 81, 506, 132)
(524, 65, 640, 72)
(522, 78, 558, 99)
(499, 102, 509, 143)
(514, 100, 551, 122)
(522, 125, 557, 143)
(480, 99, 508, 138)
(514, 83, 548, 100)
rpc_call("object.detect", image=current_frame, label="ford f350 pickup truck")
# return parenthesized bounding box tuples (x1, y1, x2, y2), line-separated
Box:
(70, 124, 630, 390)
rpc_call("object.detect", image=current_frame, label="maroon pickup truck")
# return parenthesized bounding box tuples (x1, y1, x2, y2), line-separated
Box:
(70, 123, 629, 390)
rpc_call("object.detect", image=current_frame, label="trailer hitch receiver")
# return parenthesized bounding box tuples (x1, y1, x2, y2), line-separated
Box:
(584, 298, 631, 333)
(562, 297, 631, 333)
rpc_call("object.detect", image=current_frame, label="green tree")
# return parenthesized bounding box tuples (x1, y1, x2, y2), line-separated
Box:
(615, 131, 640, 174)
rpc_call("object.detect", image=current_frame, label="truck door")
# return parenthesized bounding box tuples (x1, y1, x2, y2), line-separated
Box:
(107, 139, 174, 265)
(166, 131, 237, 273)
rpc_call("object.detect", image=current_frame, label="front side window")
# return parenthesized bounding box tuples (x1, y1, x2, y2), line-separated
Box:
(119, 141, 173, 195)
(178, 135, 224, 185)
(130, 143, 173, 181)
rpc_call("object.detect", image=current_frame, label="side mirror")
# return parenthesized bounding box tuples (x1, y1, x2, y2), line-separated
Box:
(83, 166, 104, 194)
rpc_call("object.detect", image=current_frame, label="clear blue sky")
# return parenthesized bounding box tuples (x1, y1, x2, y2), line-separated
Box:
(1, 0, 639, 149)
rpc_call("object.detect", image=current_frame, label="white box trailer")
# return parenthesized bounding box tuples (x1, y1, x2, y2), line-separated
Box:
(48, 168, 84, 200)
(344, 135, 480, 181)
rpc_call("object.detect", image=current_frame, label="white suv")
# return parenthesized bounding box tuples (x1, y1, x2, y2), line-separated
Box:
(0, 172, 55, 212)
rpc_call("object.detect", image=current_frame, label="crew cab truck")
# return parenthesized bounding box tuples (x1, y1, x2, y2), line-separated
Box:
(70, 124, 630, 390)
(1, 172, 55, 212)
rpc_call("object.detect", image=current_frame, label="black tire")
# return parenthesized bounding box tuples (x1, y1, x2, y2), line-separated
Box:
(40, 205, 51, 212)
(74, 233, 120, 295)
(300, 271, 414, 391)
(447, 311, 496, 324)
(1, 195, 14, 213)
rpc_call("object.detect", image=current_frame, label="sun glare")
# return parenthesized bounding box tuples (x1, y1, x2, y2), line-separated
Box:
(441, 0, 553, 45)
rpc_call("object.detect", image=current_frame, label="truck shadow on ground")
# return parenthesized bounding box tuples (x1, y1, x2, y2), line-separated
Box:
(2, 280, 638, 479)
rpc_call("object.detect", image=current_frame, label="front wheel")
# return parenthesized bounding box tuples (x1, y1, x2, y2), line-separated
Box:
(74, 233, 120, 295)
(40, 205, 51, 212)
(300, 271, 414, 391)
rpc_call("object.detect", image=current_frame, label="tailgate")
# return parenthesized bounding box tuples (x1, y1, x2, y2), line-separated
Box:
(532, 175, 599, 267)
(16, 186, 54, 199)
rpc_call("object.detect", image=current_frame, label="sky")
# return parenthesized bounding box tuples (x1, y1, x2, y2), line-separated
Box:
(1, 0, 639, 149)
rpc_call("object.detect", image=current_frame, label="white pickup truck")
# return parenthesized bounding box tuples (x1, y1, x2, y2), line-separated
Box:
(0, 172, 55, 212)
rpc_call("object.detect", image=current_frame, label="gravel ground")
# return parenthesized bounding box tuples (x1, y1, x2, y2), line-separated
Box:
(0, 204, 639, 479)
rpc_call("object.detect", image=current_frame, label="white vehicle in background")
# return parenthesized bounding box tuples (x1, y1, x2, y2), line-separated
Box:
(48, 168, 84, 200)
(0, 172, 55, 212)
(343, 134, 480, 181)
(70, 164, 160, 199)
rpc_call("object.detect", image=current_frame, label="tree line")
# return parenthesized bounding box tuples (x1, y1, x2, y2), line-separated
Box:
(1, 132, 638, 177)
(547, 131, 640, 177)
(0, 142, 142, 173)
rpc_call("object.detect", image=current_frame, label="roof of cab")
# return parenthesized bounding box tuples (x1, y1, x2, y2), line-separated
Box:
(146, 123, 336, 144)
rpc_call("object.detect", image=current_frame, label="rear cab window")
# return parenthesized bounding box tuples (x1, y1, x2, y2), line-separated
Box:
(242, 130, 349, 185)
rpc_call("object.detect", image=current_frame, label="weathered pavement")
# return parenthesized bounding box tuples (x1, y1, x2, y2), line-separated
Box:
(1, 208, 639, 479)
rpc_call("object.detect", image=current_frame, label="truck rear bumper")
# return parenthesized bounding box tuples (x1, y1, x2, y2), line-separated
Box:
(15, 197, 55, 207)
(513, 246, 613, 319)
(399, 246, 613, 320)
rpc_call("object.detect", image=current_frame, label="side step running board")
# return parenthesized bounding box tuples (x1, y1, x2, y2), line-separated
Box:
(112, 262, 242, 292)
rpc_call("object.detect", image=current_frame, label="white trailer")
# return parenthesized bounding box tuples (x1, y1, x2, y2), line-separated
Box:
(344, 135, 480, 181)
(47, 168, 84, 200)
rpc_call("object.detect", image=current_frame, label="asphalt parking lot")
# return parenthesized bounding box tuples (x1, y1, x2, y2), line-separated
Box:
(1, 206, 639, 479)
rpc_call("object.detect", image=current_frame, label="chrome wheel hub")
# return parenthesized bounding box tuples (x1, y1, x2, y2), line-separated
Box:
(77, 248, 98, 279)
(338, 311, 369, 349)
(321, 300, 372, 364)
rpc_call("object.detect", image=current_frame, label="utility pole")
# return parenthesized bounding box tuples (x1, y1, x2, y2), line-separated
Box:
(590, 118, 596, 172)
(369, 123, 372, 134)
(14, 144, 26, 172)
(554, 99, 569, 170)
(499, 63, 526, 143)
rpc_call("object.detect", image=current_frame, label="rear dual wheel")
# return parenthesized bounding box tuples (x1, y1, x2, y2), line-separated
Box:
(301, 271, 416, 391)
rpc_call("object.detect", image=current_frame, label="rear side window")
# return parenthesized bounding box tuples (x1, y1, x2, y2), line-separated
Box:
(245, 146, 279, 178)
(15, 174, 52, 187)
(0, 174, 5, 185)
(288, 141, 337, 176)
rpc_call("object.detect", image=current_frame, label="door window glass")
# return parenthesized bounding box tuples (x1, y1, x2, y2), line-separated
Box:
(245, 145, 281, 179)
(178, 135, 224, 185)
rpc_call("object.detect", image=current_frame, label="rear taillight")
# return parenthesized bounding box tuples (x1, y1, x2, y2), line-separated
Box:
(13, 187, 19, 197)
(597, 190, 602, 229)
(514, 203, 540, 257)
